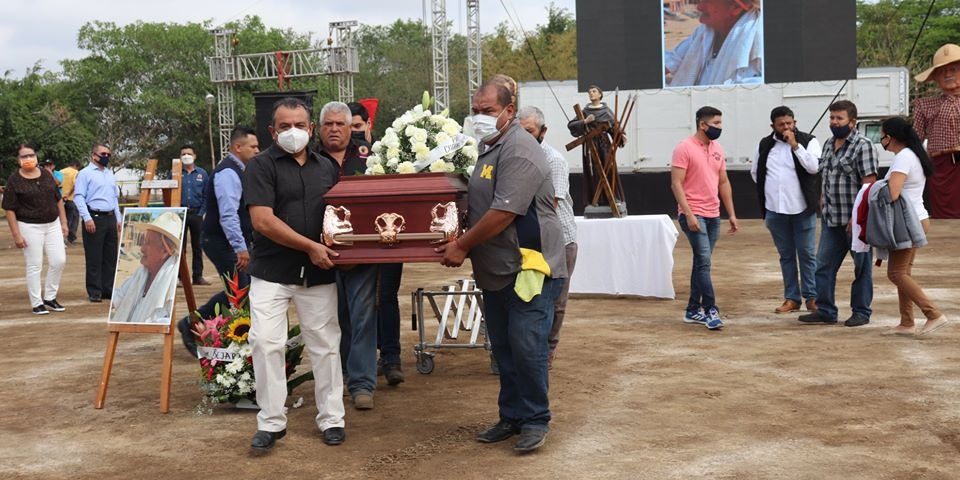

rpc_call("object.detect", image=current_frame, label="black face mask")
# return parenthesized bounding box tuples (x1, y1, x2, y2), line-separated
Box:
(351, 130, 367, 143)
(830, 124, 852, 139)
(95, 154, 110, 167)
(705, 125, 722, 141)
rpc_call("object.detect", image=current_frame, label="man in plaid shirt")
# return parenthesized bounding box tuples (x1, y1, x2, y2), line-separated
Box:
(799, 100, 878, 327)
(519, 106, 578, 369)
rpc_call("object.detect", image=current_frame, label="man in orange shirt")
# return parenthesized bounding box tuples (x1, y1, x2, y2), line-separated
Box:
(670, 106, 740, 330)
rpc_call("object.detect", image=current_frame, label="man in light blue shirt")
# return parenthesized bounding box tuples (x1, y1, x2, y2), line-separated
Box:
(73, 143, 121, 303)
(179, 127, 259, 357)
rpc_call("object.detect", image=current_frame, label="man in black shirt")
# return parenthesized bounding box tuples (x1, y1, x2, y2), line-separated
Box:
(243, 97, 345, 453)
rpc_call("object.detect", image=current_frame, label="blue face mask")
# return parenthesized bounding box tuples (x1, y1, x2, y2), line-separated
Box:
(705, 125, 722, 141)
(830, 124, 852, 139)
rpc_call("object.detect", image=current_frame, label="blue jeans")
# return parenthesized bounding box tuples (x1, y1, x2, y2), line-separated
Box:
(677, 214, 720, 314)
(764, 210, 817, 303)
(483, 276, 563, 431)
(336, 265, 378, 394)
(197, 235, 250, 319)
(814, 222, 873, 320)
(376, 263, 403, 366)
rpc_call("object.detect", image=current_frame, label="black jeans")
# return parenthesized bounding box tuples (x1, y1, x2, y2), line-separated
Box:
(64, 200, 79, 243)
(82, 212, 118, 298)
(377, 263, 403, 366)
(184, 212, 204, 281)
(196, 235, 249, 319)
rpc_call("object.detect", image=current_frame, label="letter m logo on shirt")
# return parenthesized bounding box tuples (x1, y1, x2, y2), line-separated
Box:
(480, 164, 494, 179)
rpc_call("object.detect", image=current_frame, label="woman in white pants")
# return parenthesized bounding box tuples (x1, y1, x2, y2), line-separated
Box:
(3, 144, 68, 314)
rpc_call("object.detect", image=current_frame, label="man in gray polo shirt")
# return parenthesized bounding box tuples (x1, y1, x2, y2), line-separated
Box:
(440, 79, 567, 453)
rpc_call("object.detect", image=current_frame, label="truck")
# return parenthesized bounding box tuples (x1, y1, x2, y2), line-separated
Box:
(518, 67, 910, 217)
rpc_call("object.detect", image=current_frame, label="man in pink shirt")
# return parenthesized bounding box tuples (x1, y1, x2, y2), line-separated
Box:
(670, 106, 740, 330)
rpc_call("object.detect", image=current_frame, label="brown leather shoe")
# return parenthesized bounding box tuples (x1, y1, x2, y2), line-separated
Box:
(805, 298, 817, 312)
(775, 300, 801, 314)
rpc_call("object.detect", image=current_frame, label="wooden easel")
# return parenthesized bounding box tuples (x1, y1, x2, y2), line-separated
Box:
(95, 158, 198, 413)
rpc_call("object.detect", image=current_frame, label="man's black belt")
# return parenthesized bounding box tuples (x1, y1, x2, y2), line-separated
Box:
(90, 209, 115, 217)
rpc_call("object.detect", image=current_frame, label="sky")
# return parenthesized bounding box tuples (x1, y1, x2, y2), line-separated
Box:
(0, 0, 577, 77)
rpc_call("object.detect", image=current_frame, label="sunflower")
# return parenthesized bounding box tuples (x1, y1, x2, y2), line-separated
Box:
(226, 317, 251, 343)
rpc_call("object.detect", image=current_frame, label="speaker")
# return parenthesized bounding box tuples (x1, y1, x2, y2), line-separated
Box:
(252, 90, 318, 150)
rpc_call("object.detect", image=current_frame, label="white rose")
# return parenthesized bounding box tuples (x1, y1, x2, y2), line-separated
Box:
(412, 128, 428, 144)
(431, 114, 447, 126)
(366, 155, 382, 168)
(392, 118, 404, 130)
(445, 162, 456, 172)
(435, 132, 451, 146)
(428, 159, 449, 173)
(386, 147, 400, 159)
(372, 141, 383, 154)
(462, 145, 478, 161)
(400, 113, 414, 125)
(383, 134, 400, 149)
(466, 165, 475, 176)
(386, 157, 400, 169)
(397, 161, 416, 174)
(413, 142, 431, 161)
(413, 105, 424, 114)
(371, 164, 385, 175)
(442, 120, 461, 136)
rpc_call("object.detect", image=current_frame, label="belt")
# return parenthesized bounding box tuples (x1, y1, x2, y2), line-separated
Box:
(90, 209, 115, 217)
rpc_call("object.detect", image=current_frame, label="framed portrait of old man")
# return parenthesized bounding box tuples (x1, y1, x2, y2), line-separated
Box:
(108, 207, 187, 325)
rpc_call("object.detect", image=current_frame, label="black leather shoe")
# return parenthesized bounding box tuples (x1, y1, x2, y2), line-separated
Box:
(798, 311, 837, 324)
(89, 295, 102, 303)
(844, 314, 870, 327)
(476, 420, 520, 443)
(513, 428, 548, 453)
(383, 364, 405, 386)
(250, 429, 286, 454)
(322, 427, 346, 446)
(177, 316, 198, 358)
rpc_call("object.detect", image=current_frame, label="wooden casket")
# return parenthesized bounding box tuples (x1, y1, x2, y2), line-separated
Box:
(322, 173, 468, 264)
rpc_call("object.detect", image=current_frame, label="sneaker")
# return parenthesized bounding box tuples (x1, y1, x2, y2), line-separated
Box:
(918, 315, 949, 336)
(32, 305, 50, 315)
(352, 390, 374, 410)
(683, 310, 708, 325)
(43, 299, 66, 312)
(706, 307, 724, 330)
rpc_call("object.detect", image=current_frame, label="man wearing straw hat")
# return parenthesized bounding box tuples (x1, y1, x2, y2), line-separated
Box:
(913, 43, 960, 218)
(110, 211, 184, 324)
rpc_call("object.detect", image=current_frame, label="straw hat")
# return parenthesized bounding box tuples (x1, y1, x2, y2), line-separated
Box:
(140, 211, 183, 243)
(915, 43, 960, 83)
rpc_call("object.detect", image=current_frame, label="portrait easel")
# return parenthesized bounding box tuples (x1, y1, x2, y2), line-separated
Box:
(94, 158, 198, 413)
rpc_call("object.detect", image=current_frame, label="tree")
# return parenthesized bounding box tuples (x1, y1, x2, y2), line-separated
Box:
(857, 0, 960, 97)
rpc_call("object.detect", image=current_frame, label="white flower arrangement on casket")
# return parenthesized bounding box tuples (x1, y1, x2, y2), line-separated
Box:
(365, 91, 479, 177)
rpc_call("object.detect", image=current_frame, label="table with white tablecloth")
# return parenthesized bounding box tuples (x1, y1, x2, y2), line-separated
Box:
(569, 215, 679, 298)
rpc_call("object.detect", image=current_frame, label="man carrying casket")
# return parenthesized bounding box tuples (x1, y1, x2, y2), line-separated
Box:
(439, 79, 568, 453)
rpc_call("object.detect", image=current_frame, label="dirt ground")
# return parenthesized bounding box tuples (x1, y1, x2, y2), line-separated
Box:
(1, 220, 958, 480)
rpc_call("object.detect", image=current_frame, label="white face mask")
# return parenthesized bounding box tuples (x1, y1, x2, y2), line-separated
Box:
(180, 154, 195, 166)
(472, 108, 507, 144)
(276, 127, 310, 154)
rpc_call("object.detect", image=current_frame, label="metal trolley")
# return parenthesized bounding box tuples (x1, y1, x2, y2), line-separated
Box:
(410, 279, 495, 374)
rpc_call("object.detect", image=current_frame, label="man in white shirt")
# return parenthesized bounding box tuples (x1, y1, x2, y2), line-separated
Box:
(750, 106, 821, 314)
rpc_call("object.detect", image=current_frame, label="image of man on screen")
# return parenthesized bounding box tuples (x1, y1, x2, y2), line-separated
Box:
(665, 0, 763, 88)
(110, 211, 183, 324)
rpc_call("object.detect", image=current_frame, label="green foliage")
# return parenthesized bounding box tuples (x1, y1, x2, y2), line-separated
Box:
(857, 0, 960, 97)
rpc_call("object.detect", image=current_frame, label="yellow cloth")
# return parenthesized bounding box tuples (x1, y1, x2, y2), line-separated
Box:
(60, 167, 79, 200)
(514, 248, 551, 302)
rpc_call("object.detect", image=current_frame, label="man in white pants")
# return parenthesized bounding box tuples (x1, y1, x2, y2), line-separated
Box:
(243, 97, 345, 454)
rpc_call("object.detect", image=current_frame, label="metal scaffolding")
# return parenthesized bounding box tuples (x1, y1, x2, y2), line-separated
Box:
(431, 0, 450, 111)
(466, 0, 482, 103)
(206, 22, 359, 157)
